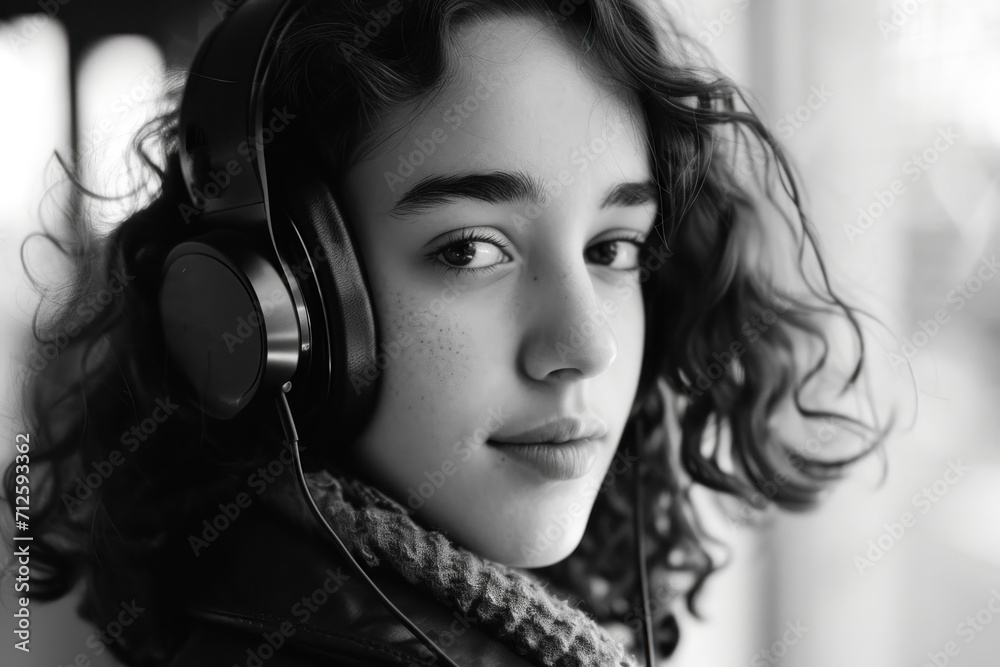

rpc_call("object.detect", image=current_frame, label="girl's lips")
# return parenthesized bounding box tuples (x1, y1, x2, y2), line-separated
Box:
(489, 417, 607, 446)
(486, 438, 599, 481)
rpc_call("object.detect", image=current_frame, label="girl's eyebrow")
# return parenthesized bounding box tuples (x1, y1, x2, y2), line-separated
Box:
(388, 170, 657, 218)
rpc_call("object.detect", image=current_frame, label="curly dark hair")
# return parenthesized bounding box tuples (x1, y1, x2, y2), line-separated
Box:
(3, 0, 888, 664)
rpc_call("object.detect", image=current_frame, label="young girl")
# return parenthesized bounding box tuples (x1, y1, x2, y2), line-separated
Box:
(6, 0, 884, 665)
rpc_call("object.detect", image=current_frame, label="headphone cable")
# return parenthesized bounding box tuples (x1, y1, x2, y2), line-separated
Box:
(633, 415, 657, 666)
(275, 384, 462, 667)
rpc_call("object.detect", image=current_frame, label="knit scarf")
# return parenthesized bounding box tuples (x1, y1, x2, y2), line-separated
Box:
(298, 469, 638, 667)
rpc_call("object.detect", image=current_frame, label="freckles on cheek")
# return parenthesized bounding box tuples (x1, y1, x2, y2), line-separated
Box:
(381, 291, 479, 410)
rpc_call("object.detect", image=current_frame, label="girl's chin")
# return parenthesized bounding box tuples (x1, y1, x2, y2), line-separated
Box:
(476, 520, 587, 568)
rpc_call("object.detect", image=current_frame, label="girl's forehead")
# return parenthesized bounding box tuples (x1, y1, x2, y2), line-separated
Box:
(344, 14, 650, 214)
(442, 13, 637, 125)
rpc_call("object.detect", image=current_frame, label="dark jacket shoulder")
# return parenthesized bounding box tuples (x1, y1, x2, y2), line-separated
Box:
(168, 500, 537, 666)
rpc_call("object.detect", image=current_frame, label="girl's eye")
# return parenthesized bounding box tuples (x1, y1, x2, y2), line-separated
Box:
(425, 229, 512, 276)
(585, 236, 644, 271)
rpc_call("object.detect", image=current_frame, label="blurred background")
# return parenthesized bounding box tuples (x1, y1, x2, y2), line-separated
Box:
(1, 0, 999, 665)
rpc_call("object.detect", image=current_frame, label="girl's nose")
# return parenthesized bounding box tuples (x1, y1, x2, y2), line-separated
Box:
(518, 259, 619, 383)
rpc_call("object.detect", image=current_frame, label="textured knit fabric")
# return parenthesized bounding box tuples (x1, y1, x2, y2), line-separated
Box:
(301, 469, 638, 667)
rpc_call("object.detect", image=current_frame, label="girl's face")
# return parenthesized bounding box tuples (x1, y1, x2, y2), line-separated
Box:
(340, 14, 655, 567)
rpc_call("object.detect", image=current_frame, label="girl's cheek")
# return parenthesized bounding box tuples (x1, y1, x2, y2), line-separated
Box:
(598, 276, 644, 330)
(381, 288, 481, 398)
(607, 286, 646, 376)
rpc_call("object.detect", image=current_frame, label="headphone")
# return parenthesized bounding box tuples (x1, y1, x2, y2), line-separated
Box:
(159, 0, 378, 447)
(158, 0, 657, 664)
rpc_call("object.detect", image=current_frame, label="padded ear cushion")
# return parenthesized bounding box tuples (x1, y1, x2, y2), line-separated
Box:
(272, 164, 380, 452)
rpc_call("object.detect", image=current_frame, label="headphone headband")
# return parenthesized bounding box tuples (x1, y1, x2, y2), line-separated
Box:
(179, 0, 299, 222)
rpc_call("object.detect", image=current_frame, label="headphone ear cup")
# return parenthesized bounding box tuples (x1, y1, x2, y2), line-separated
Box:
(274, 168, 380, 452)
(159, 231, 302, 419)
